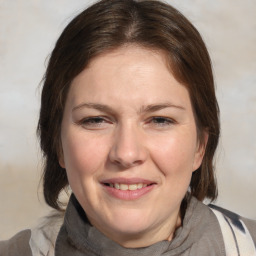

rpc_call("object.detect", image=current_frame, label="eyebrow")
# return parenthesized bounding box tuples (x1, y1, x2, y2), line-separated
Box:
(72, 103, 115, 114)
(72, 102, 185, 114)
(139, 103, 185, 113)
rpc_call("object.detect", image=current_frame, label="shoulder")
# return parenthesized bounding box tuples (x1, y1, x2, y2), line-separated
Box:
(29, 210, 64, 256)
(208, 203, 256, 254)
(0, 229, 32, 256)
(241, 216, 256, 241)
(184, 198, 256, 255)
(209, 203, 256, 239)
(0, 210, 64, 256)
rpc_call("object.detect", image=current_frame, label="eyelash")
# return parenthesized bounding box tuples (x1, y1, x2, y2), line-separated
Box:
(78, 116, 109, 127)
(149, 117, 176, 126)
(78, 116, 175, 129)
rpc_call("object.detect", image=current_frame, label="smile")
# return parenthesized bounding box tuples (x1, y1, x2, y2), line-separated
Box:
(106, 183, 149, 191)
(101, 179, 156, 200)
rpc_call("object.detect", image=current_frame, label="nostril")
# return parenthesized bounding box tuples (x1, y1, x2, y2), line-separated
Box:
(113, 159, 143, 169)
(109, 135, 147, 166)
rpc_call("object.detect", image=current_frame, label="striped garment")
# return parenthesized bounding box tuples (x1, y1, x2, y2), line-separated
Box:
(210, 204, 256, 256)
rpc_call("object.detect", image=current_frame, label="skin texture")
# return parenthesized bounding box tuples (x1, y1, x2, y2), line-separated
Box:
(59, 45, 208, 248)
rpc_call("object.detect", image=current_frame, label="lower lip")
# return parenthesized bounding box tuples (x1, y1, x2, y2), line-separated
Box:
(103, 184, 155, 200)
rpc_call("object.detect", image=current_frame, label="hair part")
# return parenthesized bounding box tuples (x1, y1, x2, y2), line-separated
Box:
(37, 0, 219, 210)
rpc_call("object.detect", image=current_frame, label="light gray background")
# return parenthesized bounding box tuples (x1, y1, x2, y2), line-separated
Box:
(0, 0, 255, 240)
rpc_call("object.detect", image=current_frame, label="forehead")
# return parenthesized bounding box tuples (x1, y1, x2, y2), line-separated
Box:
(68, 45, 192, 111)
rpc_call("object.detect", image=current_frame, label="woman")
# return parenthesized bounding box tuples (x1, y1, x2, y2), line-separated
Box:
(1, 0, 255, 255)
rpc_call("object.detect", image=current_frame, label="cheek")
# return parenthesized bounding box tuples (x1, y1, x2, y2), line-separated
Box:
(150, 132, 197, 175)
(62, 132, 108, 177)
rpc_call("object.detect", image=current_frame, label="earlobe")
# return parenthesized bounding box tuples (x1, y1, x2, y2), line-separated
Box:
(58, 140, 66, 168)
(193, 131, 209, 171)
(59, 155, 66, 169)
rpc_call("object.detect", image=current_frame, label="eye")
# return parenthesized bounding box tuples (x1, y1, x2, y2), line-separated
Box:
(149, 116, 176, 127)
(78, 116, 111, 129)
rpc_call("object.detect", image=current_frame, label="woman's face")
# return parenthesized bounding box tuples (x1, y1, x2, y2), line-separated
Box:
(60, 45, 207, 247)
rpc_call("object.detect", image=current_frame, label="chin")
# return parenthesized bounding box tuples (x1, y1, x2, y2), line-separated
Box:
(105, 210, 153, 234)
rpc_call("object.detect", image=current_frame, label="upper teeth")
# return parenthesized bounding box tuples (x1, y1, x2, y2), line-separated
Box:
(109, 183, 147, 190)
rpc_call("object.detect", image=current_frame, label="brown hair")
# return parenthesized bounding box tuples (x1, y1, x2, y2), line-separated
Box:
(37, 0, 220, 210)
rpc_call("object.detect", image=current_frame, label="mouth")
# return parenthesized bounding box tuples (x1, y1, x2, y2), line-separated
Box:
(101, 179, 156, 200)
(103, 183, 154, 191)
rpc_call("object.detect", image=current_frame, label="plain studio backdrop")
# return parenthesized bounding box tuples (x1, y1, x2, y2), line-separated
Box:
(0, 0, 255, 240)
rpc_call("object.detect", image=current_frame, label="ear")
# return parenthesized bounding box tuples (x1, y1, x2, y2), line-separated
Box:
(59, 154, 66, 169)
(58, 140, 66, 169)
(192, 131, 209, 171)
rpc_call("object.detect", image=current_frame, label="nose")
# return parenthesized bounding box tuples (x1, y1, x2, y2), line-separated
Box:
(109, 123, 147, 168)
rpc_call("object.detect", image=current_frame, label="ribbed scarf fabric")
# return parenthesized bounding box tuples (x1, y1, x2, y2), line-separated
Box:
(54, 194, 226, 256)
